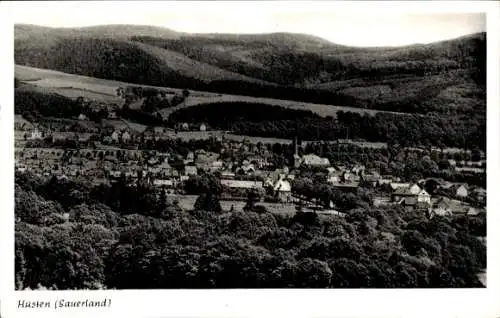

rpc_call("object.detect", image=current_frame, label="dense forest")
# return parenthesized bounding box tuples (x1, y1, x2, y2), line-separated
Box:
(131, 33, 485, 87)
(15, 171, 486, 289)
(169, 103, 486, 150)
(15, 87, 82, 119)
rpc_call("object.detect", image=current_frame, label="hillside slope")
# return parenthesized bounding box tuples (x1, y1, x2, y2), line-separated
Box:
(15, 37, 268, 88)
(14, 24, 486, 115)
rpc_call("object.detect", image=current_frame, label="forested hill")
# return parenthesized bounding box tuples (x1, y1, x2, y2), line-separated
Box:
(15, 24, 485, 115)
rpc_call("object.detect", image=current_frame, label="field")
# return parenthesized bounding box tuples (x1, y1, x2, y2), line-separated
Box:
(101, 119, 149, 134)
(159, 93, 407, 119)
(170, 195, 300, 215)
(16, 65, 406, 119)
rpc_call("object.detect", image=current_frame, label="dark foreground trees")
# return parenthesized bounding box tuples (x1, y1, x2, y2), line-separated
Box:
(15, 172, 486, 289)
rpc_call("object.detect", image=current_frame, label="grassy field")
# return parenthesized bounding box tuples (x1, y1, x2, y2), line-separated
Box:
(170, 195, 299, 214)
(16, 65, 405, 119)
(159, 93, 405, 119)
(170, 195, 345, 216)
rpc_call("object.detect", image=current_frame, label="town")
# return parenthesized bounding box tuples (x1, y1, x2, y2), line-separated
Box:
(15, 107, 486, 219)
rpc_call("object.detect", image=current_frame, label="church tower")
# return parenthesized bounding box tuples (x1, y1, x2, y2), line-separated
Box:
(292, 121, 301, 168)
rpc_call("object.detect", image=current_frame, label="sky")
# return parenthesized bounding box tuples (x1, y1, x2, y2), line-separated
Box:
(9, 1, 487, 47)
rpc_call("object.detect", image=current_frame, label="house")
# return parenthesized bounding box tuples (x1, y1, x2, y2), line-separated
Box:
(210, 160, 224, 172)
(121, 131, 132, 143)
(455, 167, 485, 174)
(16, 164, 27, 173)
(377, 178, 392, 186)
(237, 163, 256, 175)
(326, 172, 342, 184)
(186, 152, 195, 162)
(342, 171, 360, 183)
(200, 123, 207, 132)
(158, 160, 173, 175)
(400, 196, 430, 211)
(180, 123, 189, 130)
(416, 189, 431, 204)
(184, 165, 198, 176)
(153, 179, 175, 188)
(220, 179, 264, 190)
(195, 152, 219, 169)
(392, 184, 427, 203)
(471, 188, 486, 203)
(351, 164, 365, 175)
(373, 197, 391, 207)
(326, 167, 337, 174)
(109, 170, 122, 178)
(453, 184, 468, 198)
(247, 156, 270, 169)
(148, 166, 162, 174)
(29, 128, 43, 140)
(221, 171, 236, 179)
(273, 179, 292, 202)
(78, 114, 88, 121)
(431, 197, 453, 217)
(390, 183, 410, 191)
(301, 154, 330, 167)
(362, 173, 380, 187)
(110, 131, 120, 143)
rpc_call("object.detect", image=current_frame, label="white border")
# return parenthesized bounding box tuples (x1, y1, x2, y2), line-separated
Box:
(1, 2, 499, 318)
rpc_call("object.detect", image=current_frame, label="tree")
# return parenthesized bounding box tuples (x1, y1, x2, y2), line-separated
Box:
(295, 258, 332, 288)
(424, 179, 440, 195)
(243, 189, 260, 212)
(194, 193, 222, 213)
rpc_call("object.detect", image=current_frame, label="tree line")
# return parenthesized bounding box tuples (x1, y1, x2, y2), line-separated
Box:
(169, 103, 486, 150)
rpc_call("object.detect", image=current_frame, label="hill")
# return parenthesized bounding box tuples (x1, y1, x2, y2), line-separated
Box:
(14, 24, 486, 115)
(15, 24, 183, 41)
(14, 66, 485, 150)
(15, 64, 393, 118)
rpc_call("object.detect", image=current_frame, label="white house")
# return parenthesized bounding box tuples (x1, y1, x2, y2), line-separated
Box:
(221, 171, 236, 179)
(417, 189, 431, 204)
(153, 179, 175, 187)
(110, 131, 120, 143)
(273, 179, 292, 202)
(454, 184, 469, 198)
(200, 123, 207, 132)
(301, 154, 330, 167)
(390, 183, 410, 191)
(121, 131, 132, 143)
(29, 128, 43, 140)
(220, 179, 263, 189)
(184, 165, 198, 176)
(409, 184, 423, 195)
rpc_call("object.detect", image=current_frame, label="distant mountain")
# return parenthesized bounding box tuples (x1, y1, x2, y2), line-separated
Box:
(15, 24, 183, 41)
(14, 24, 486, 115)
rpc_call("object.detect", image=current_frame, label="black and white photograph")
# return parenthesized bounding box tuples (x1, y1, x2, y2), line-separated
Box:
(2, 1, 500, 317)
